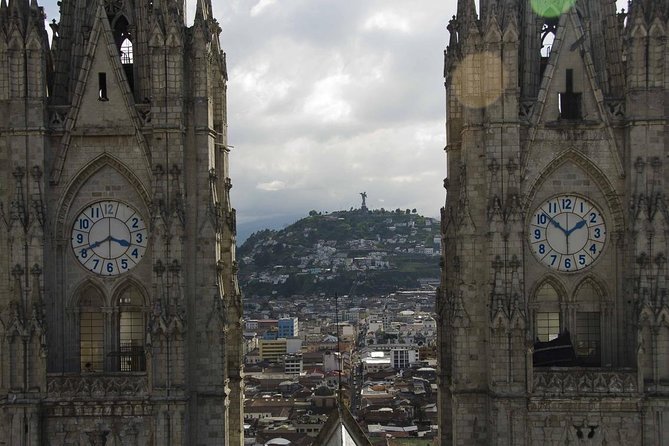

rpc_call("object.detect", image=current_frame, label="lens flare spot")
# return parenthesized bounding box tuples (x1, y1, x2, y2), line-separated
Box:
(452, 52, 506, 109)
(531, 0, 576, 18)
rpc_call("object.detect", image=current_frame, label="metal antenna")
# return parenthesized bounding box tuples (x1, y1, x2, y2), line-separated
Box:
(335, 292, 342, 403)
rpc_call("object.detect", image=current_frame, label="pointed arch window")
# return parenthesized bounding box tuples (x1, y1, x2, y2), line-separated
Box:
(111, 15, 135, 93)
(120, 38, 133, 65)
(574, 281, 601, 366)
(79, 292, 105, 372)
(533, 283, 561, 342)
(116, 286, 146, 372)
(540, 18, 557, 77)
(541, 18, 557, 58)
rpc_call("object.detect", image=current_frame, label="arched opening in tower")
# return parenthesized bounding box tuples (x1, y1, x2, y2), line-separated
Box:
(112, 15, 135, 94)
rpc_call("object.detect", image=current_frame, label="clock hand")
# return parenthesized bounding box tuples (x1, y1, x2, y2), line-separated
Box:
(109, 236, 130, 247)
(566, 219, 587, 236)
(544, 212, 568, 235)
(87, 235, 112, 250)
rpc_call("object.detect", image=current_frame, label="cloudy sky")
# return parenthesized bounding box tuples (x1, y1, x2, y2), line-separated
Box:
(41, 0, 454, 240)
(40, 0, 627, 241)
(214, 0, 454, 240)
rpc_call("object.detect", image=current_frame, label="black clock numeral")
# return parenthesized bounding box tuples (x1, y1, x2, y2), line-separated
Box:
(564, 258, 572, 269)
(90, 206, 100, 219)
(537, 214, 547, 225)
(550, 254, 557, 266)
(131, 248, 139, 259)
(561, 198, 572, 210)
(538, 243, 546, 255)
(105, 203, 114, 215)
(76, 233, 84, 244)
(593, 227, 601, 239)
(589, 244, 597, 255)
(121, 258, 129, 270)
(78, 218, 90, 230)
(578, 254, 586, 265)
(589, 212, 598, 223)
(131, 217, 139, 228)
(106, 262, 115, 274)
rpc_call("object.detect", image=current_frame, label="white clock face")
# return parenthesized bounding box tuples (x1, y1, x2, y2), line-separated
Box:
(71, 201, 148, 276)
(529, 195, 606, 272)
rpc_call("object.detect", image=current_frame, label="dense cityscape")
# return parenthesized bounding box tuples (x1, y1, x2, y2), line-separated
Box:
(241, 291, 438, 444)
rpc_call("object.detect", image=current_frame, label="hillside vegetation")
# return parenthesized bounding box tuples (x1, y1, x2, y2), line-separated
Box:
(238, 209, 441, 298)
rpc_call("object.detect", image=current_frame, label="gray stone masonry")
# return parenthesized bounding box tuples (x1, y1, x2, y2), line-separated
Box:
(0, 0, 243, 444)
(441, 0, 669, 444)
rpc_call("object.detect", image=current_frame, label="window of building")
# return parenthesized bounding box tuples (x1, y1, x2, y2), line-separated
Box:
(116, 287, 145, 372)
(535, 311, 560, 342)
(533, 283, 561, 340)
(79, 294, 104, 372)
(111, 15, 134, 93)
(574, 280, 603, 367)
(559, 69, 582, 120)
(120, 38, 133, 65)
(575, 312, 601, 366)
(98, 72, 108, 101)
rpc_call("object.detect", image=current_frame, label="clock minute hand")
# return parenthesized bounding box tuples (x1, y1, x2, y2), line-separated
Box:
(109, 236, 130, 247)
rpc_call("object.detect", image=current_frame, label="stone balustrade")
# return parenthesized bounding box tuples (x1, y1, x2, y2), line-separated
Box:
(532, 368, 638, 396)
(46, 373, 148, 399)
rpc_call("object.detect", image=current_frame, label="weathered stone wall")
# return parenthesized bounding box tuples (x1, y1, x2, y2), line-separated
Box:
(440, 1, 669, 444)
(0, 0, 243, 444)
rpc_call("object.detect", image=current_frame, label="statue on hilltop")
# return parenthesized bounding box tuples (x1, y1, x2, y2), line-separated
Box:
(360, 192, 368, 212)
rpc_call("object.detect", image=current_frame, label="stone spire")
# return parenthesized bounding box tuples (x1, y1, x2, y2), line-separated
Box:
(194, 0, 212, 22)
(455, 0, 480, 42)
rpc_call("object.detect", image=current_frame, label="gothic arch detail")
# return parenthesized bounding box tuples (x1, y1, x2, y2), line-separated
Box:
(572, 276, 609, 304)
(529, 275, 568, 304)
(110, 277, 149, 307)
(54, 153, 151, 237)
(69, 279, 107, 308)
(524, 148, 624, 232)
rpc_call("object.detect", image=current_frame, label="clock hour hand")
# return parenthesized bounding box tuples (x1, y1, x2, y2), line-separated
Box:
(87, 235, 111, 250)
(566, 219, 587, 235)
(109, 236, 130, 247)
(544, 213, 568, 235)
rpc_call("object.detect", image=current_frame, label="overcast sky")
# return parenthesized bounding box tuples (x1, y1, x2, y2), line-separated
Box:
(40, 0, 627, 241)
(219, 0, 453, 241)
(40, 0, 453, 240)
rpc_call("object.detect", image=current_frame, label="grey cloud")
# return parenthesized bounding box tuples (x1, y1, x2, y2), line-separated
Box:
(42, 0, 454, 241)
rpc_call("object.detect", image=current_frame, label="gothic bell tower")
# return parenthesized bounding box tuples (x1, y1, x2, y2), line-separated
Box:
(0, 0, 244, 443)
(440, 0, 669, 444)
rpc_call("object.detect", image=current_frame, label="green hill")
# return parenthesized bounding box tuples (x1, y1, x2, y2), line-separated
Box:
(238, 209, 441, 298)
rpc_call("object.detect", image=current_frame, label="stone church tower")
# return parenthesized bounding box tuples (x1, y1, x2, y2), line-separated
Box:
(0, 0, 243, 443)
(440, 0, 669, 443)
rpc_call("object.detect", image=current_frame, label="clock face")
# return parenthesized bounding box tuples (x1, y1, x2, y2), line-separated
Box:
(71, 201, 148, 276)
(529, 194, 606, 272)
